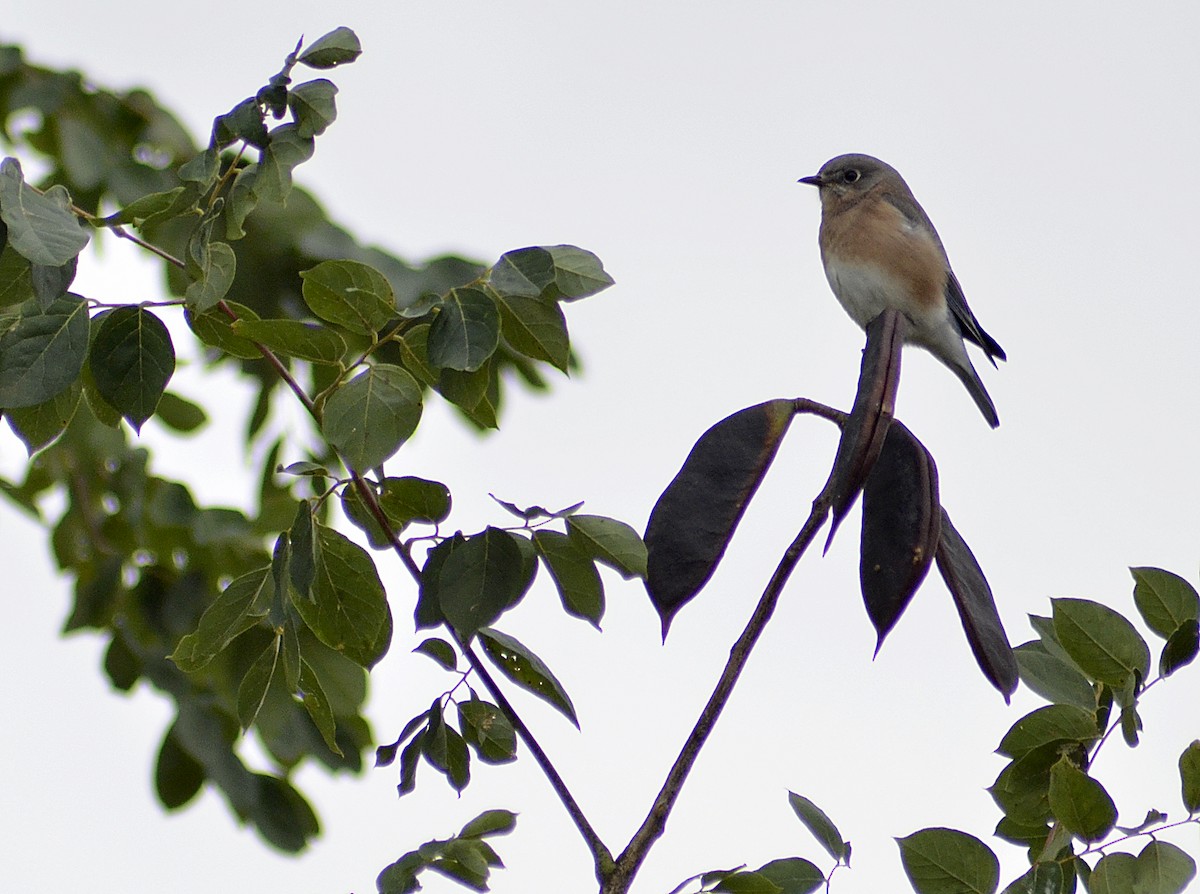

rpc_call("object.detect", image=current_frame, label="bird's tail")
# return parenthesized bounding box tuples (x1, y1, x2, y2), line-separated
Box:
(953, 361, 1000, 428)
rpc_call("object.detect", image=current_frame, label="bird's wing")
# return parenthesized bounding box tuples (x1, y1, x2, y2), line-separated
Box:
(946, 270, 1006, 364)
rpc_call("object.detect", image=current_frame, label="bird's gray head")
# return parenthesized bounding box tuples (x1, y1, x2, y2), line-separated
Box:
(798, 153, 905, 197)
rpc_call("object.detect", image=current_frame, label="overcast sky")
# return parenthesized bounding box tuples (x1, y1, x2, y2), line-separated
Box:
(4, 3, 1200, 893)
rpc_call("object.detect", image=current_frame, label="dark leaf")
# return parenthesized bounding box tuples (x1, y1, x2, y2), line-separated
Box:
(1180, 740, 1200, 814)
(997, 705, 1099, 760)
(1047, 758, 1117, 842)
(437, 527, 526, 638)
(256, 124, 314, 202)
(88, 306, 176, 431)
(936, 508, 1018, 699)
(30, 255, 77, 307)
(1052, 598, 1150, 688)
(1160, 619, 1199, 677)
(532, 530, 604, 627)
(644, 398, 795, 638)
(1013, 641, 1096, 710)
(321, 364, 423, 472)
(566, 514, 647, 579)
(0, 292, 89, 407)
(288, 79, 337, 138)
(859, 421, 940, 651)
(0, 158, 90, 265)
(477, 627, 578, 727)
(414, 637, 457, 671)
(300, 259, 395, 334)
(427, 287, 500, 372)
(788, 791, 848, 862)
(896, 828, 999, 894)
(298, 26, 362, 68)
(232, 317, 346, 364)
(1130, 566, 1199, 639)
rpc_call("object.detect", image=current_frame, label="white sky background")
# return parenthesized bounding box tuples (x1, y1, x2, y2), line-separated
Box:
(3, 3, 1200, 893)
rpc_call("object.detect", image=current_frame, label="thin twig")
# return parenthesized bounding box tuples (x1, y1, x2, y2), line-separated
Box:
(603, 398, 846, 893)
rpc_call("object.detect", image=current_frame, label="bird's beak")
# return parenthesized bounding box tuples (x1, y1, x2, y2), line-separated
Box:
(797, 174, 822, 187)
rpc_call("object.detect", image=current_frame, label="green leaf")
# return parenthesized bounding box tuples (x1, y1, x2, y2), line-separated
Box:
(170, 567, 271, 672)
(896, 828, 999, 894)
(321, 364, 423, 472)
(214, 97, 268, 149)
(0, 158, 90, 265)
(414, 637, 457, 671)
(753, 858, 825, 894)
(427, 287, 500, 371)
(232, 318, 347, 364)
(153, 391, 208, 433)
(395, 323, 438, 386)
(545, 244, 614, 300)
(185, 301, 263, 359)
(1052, 598, 1150, 688)
(493, 292, 569, 372)
(645, 399, 796, 637)
(225, 166, 259, 240)
(257, 124, 315, 203)
(1135, 840, 1197, 894)
(1160, 619, 1199, 677)
(477, 626, 578, 727)
(566, 514, 647, 580)
(0, 242, 35, 308)
(416, 534, 460, 629)
(154, 724, 205, 811)
(1180, 740, 1200, 814)
(437, 363, 498, 428)
(380, 476, 452, 525)
(183, 240, 236, 311)
(301, 259, 396, 334)
(288, 79, 338, 137)
(999, 862, 1063, 894)
(437, 526, 526, 637)
(298, 26, 362, 68)
(489, 246, 555, 298)
(533, 530, 604, 627)
(787, 792, 848, 862)
(103, 187, 187, 227)
(1013, 641, 1096, 710)
(238, 636, 281, 729)
(459, 809, 517, 839)
(31, 256, 77, 307)
(6, 377, 81, 453)
(0, 292, 89, 407)
(1089, 853, 1137, 894)
(289, 499, 317, 600)
(996, 705, 1099, 760)
(1131, 567, 1199, 639)
(1047, 758, 1116, 842)
(298, 658, 342, 756)
(88, 306, 176, 431)
(458, 699, 516, 764)
(714, 871, 783, 894)
(294, 523, 392, 668)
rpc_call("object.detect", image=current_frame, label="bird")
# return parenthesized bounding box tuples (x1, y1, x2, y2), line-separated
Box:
(799, 153, 1005, 427)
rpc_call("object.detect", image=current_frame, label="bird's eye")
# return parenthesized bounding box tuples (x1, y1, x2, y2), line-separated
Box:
(842, 169, 860, 183)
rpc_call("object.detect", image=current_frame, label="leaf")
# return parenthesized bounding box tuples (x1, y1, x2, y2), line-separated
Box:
(458, 699, 517, 764)
(154, 391, 208, 433)
(288, 79, 338, 138)
(423, 707, 470, 792)
(232, 318, 347, 364)
(293, 523, 392, 668)
(103, 187, 187, 227)
(185, 301, 263, 359)
(289, 499, 317, 600)
(380, 476, 452, 525)
(437, 526, 527, 638)
(1180, 740, 1200, 814)
(489, 246, 556, 298)
(437, 363, 498, 428)
(1047, 758, 1116, 842)
(1136, 841, 1196, 894)
(493, 292, 569, 372)
(1131, 567, 1199, 639)
(714, 871, 783, 894)
(427, 287, 500, 371)
(477, 627, 578, 727)
(860, 421, 940, 651)
(257, 124, 315, 203)
(5, 377, 81, 453)
(997, 705, 1099, 760)
(545, 244, 615, 300)
(999, 862, 1063, 894)
(88, 306, 176, 431)
(237, 636, 280, 729)
(460, 809, 517, 839)
(936, 508, 1018, 699)
(214, 97, 268, 149)
(300, 259, 396, 334)
(566, 514, 647, 579)
(1088, 853, 1137, 894)
(395, 323, 438, 386)
(298, 26, 362, 68)
(416, 534, 461, 630)
(298, 658, 342, 755)
(0, 242, 35, 308)
(183, 240, 236, 311)
(321, 364, 423, 472)
(0, 157, 90, 265)
(0, 292, 89, 407)
(788, 792, 848, 862)
(1160, 619, 1199, 677)
(1052, 598, 1151, 688)
(753, 858, 825, 894)
(414, 637, 457, 671)
(154, 724, 205, 811)
(1013, 641, 1096, 710)
(896, 828, 999, 894)
(533, 530, 604, 627)
(170, 567, 271, 672)
(31, 255, 77, 307)
(644, 399, 795, 638)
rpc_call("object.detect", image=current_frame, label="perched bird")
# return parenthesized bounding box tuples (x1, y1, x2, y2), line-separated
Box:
(799, 154, 1005, 427)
